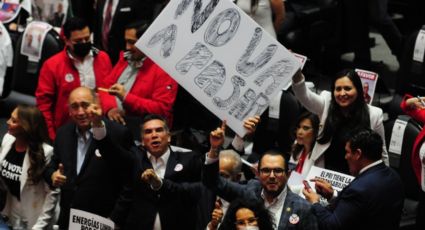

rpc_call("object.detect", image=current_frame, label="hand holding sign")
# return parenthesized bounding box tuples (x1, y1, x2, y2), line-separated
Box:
(243, 115, 260, 137)
(310, 178, 334, 201)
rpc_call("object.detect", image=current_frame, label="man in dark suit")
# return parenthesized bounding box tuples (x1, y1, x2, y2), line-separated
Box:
(93, 0, 155, 64)
(106, 114, 202, 229)
(194, 149, 242, 230)
(43, 86, 135, 229)
(303, 129, 404, 230)
(204, 123, 318, 230)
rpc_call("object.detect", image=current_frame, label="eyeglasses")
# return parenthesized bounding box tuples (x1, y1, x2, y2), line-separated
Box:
(259, 167, 285, 176)
(235, 217, 258, 226)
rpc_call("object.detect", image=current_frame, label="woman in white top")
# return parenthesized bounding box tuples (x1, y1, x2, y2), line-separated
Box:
(0, 105, 58, 229)
(292, 69, 388, 175)
(235, 0, 285, 38)
(288, 112, 319, 177)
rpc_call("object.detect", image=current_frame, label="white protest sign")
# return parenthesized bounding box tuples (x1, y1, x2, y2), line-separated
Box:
(20, 21, 52, 62)
(413, 29, 425, 63)
(69, 209, 114, 230)
(136, 0, 300, 136)
(355, 68, 378, 105)
(306, 166, 354, 192)
(389, 118, 408, 155)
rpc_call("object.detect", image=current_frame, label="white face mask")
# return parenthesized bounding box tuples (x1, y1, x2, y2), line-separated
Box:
(238, 226, 259, 230)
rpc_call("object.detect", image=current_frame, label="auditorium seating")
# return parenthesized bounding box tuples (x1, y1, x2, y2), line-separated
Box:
(0, 23, 63, 115)
(385, 115, 423, 227)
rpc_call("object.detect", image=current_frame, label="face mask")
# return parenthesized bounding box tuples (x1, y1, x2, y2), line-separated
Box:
(238, 226, 259, 230)
(124, 50, 145, 68)
(73, 42, 92, 58)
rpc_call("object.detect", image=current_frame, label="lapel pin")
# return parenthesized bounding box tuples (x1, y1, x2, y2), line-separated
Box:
(289, 213, 300, 224)
(286, 207, 291, 212)
(95, 149, 102, 157)
(174, 163, 183, 172)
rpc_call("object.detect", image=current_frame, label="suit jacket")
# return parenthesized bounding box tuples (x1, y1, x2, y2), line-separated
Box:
(43, 120, 134, 229)
(203, 161, 318, 230)
(196, 186, 217, 230)
(0, 133, 59, 229)
(94, 0, 155, 64)
(311, 163, 404, 230)
(110, 146, 202, 229)
(292, 79, 389, 174)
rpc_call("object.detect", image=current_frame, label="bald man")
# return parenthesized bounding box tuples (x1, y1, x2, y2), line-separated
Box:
(43, 87, 135, 229)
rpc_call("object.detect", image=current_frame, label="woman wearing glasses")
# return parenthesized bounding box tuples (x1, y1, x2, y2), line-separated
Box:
(288, 112, 319, 176)
(219, 198, 274, 230)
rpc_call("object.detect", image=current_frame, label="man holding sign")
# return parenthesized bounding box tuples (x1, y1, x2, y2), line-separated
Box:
(303, 129, 404, 230)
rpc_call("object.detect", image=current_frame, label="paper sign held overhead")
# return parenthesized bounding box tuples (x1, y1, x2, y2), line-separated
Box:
(135, 0, 300, 137)
(355, 68, 378, 105)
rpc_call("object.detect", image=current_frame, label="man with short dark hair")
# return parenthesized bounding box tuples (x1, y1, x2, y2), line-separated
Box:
(99, 21, 177, 132)
(107, 114, 202, 229)
(198, 149, 243, 230)
(303, 129, 404, 230)
(36, 17, 112, 140)
(94, 0, 155, 64)
(204, 123, 318, 229)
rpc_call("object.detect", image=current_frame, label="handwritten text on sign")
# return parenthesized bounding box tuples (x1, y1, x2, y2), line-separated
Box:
(136, 0, 300, 136)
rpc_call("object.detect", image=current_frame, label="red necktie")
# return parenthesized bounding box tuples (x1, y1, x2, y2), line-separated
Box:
(102, 0, 113, 51)
(295, 149, 308, 174)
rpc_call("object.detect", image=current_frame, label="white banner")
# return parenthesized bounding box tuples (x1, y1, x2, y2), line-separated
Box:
(306, 166, 354, 192)
(69, 209, 114, 230)
(136, 0, 300, 136)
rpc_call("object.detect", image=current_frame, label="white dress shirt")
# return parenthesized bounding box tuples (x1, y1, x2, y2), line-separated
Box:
(261, 186, 287, 229)
(147, 149, 171, 230)
(69, 51, 96, 89)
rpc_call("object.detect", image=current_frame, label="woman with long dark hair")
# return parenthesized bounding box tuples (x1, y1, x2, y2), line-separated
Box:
(0, 105, 58, 229)
(219, 198, 274, 230)
(288, 112, 319, 176)
(291, 69, 388, 174)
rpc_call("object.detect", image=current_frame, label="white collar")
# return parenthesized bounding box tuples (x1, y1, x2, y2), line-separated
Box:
(261, 185, 288, 206)
(147, 147, 171, 165)
(359, 160, 383, 175)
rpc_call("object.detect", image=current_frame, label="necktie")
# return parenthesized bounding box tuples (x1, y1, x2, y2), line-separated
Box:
(102, 0, 113, 51)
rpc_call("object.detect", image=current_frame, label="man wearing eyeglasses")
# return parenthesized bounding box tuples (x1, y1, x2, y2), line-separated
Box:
(203, 122, 318, 230)
(36, 17, 112, 140)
